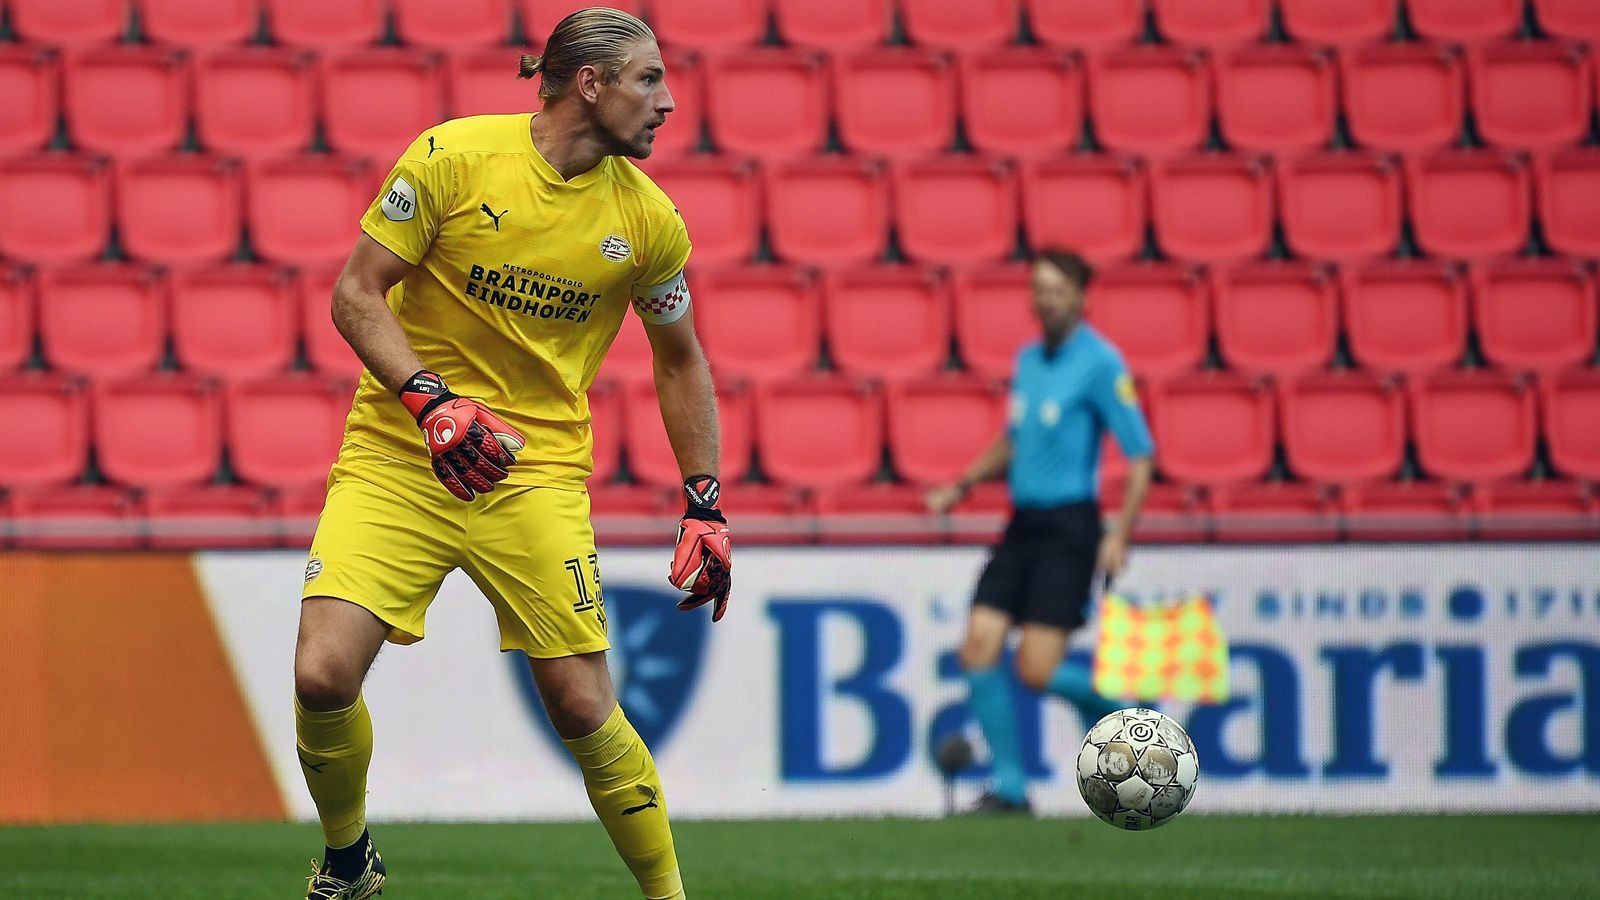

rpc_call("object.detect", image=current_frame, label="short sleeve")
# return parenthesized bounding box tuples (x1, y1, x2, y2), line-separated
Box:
(635, 205, 693, 289)
(1091, 357, 1155, 459)
(359, 145, 455, 266)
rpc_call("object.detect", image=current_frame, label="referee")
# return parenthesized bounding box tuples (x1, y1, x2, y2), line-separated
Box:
(927, 248, 1154, 814)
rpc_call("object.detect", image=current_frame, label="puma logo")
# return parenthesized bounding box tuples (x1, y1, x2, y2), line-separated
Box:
(621, 786, 659, 816)
(480, 203, 508, 231)
(427, 135, 443, 157)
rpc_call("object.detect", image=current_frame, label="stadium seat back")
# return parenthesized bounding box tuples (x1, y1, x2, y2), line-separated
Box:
(646, 158, 760, 267)
(38, 265, 166, 377)
(624, 381, 753, 486)
(1342, 44, 1464, 153)
(265, 0, 386, 48)
(1150, 153, 1274, 263)
(1088, 47, 1212, 159)
(226, 378, 350, 489)
(764, 157, 891, 266)
(9, 0, 127, 46)
(960, 49, 1083, 160)
(824, 266, 952, 382)
(1406, 151, 1532, 259)
(1341, 261, 1468, 375)
(834, 49, 959, 160)
(1086, 263, 1210, 379)
(393, 0, 513, 48)
(1535, 148, 1600, 257)
(707, 50, 831, 160)
(0, 156, 111, 264)
(650, 0, 767, 51)
(195, 50, 318, 160)
(0, 375, 90, 489)
(893, 157, 1019, 266)
(772, 0, 889, 49)
(1021, 156, 1147, 264)
(887, 376, 1007, 485)
(1408, 0, 1522, 43)
(1471, 259, 1597, 373)
(757, 378, 885, 489)
(695, 267, 820, 383)
(247, 156, 376, 265)
(1214, 46, 1336, 155)
(0, 46, 60, 157)
(171, 266, 298, 379)
(1468, 43, 1592, 151)
(141, 0, 259, 47)
(1152, 0, 1270, 47)
(1278, 0, 1396, 45)
(93, 375, 223, 489)
(1213, 262, 1338, 377)
(117, 155, 243, 266)
(64, 47, 189, 158)
(1151, 374, 1276, 486)
(1280, 372, 1406, 484)
(1411, 372, 1537, 483)
(297, 266, 364, 379)
(0, 267, 34, 373)
(321, 50, 447, 162)
(953, 265, 1036, 379)
(899, 0, 1020, 49)
(1542, 370, 1600, 480)
(1025, 0, 1143, 48)
(1276, 151, 1403, 262)
(1535, 0, 1600, 40)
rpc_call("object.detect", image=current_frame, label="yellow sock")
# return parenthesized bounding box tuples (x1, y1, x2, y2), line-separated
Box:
(294, 693, 373, 849)
(564, 705, 684, 899)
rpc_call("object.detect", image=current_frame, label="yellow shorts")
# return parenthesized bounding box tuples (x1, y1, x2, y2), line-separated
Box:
(301, 445, 608, 657)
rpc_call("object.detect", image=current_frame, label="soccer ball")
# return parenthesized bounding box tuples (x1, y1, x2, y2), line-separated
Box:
(1076, 707, 1198, 831)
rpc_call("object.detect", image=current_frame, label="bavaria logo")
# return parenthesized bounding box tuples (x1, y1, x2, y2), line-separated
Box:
(599, 235, 632, 262)
(511, 583, 708, 761)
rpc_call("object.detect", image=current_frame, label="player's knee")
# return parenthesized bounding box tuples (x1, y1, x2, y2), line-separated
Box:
(544, 687, 613, 740)
(294, 657, 361, 712)
(959, 636, 1002, 673)
(1015, 657, 1054, 693)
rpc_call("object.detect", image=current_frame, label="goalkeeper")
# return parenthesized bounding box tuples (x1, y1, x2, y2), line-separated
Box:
(291, 10, 722, 899)
(927, 248, 1153, 815)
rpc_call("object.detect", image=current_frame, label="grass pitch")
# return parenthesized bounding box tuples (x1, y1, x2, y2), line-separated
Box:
(1, 815, 1595, 899)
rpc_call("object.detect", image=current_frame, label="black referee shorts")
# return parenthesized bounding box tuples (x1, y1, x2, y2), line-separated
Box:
(972, 501, 1104, 631)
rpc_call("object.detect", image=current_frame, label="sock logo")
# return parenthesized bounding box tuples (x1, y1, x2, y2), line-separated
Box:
(621, 785, 659, 816)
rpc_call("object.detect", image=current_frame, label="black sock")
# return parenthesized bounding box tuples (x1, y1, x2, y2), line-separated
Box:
(323, 828, 370, 878)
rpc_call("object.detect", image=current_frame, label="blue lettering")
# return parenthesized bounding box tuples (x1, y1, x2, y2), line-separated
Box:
(1322, 642, 1426, 777)
(769, 598, 912, 781)
(1256, 591, 1280, 621)
(1505, 641, 1600, 775)
(1187, 644, 1311, 777)
(1435, 645, 1497, 777)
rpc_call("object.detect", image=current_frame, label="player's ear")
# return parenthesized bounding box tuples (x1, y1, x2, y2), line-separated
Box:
(575, 63, 603, 103)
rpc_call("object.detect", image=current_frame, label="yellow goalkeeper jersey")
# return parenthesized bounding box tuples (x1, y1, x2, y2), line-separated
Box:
(343, 113, 692, 488)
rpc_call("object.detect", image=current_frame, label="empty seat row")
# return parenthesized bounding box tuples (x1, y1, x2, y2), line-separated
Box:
(6, 41, 1599, 163)
(10, 0, 1600, 52)
(5, 367, 1597, 495)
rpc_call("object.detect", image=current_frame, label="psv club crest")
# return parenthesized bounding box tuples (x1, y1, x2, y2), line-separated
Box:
(599, 235, 632, 262)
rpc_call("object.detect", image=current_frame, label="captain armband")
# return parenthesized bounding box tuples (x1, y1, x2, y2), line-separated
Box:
(631, 270, 691, 326)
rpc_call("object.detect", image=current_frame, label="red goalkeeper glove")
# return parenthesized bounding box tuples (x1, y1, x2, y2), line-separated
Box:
(670, 475, 732, 622)
(398, 370, 525, 502)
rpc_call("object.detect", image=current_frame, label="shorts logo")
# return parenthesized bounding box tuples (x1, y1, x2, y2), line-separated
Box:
(599, 235, 632, 262)
(304, 557, 323, 583)
(382, 175, 417, 222)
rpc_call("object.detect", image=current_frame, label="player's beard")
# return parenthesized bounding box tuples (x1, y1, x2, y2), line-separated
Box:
(594, 103, 658, 159)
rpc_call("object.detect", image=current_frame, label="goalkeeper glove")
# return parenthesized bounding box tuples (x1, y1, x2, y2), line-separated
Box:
(398, 370, 525, 502)
(670, 474, 732, 622)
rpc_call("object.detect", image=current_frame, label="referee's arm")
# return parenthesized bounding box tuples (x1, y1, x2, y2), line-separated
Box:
(1093, 366, 1156, 578)
(926, 433, 1012, 515)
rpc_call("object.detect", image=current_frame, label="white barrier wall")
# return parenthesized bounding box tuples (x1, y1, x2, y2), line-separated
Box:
(200, 544, 1600, 820)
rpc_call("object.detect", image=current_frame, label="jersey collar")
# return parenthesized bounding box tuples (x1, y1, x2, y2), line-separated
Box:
(526, 113, 610, 189)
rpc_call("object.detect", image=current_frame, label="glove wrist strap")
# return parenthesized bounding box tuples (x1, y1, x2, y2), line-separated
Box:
(683, 474, 725, 522)
(399, 370, 456, 422)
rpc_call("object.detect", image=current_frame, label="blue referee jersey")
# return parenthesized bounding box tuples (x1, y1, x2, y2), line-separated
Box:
(1006, 323, 1154, 509)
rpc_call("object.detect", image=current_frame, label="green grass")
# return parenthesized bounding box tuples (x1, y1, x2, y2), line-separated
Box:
(1, 816, 1596, 899)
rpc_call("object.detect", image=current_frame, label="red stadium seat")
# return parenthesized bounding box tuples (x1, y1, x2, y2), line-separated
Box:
(94, 375, 223, 489)
(597, 311, 653, 386)
(952, 264, 1035, 378)
(0, 155, 110, 265)
(9, 0, 126, 45)
(9, 486, 140, 550)
(649, 0, 767, 52)
(446, 48, 548, 119)
(195, 49, 318, 160)
(1149, 153, 1273, 263)
(588, 484, 672, 521)
(1412, 371, 1537, 483)
(519, 0, 645, 39)
(1408, 0, 1521, 43)
(1280, 372, 1405, 484)
(586, 383, 622, 484)
(1471, 259, 1597, 373)
(297, 266, 364, 379)
(1536, 148, 1600, 257)
(1211, 481, 1340, 543)
(772, 0, 888, 49)
(393, 0, 512, 49)
(899, 0, 1019, 49)
(695, 267, 820, 384)
(1342, 481, 1473, 541)
(1542, 369, 1600, 481)
(140, 0, 258, 47)
(824, 266, 951, 382)
(1086, 263, 1210, 379)
(646, 157, 760, 267)
(0, 266, 33, 372)
(1406, 151, 1531, 259)
(623, 381, 753, 486)
(705, 50, 830, 160)
(1101, 481, 1211, 543)
(321, 50, 446, 163)
(961, 49, 1082, 160)
(1027, 0, 1142, 48)
(653, 53, 704, 160)
(264, 0, 385, 49)
(812, 482, 941, 545)
(764, 156, 890, 266)
(1214, 46, 1336, 155)
(117, 156, 243, 266)
(0, 374, 89, 489)
(171, 266, 297, 379)
(227, 377, 350, 490)
(887, 375, 1008, 485)
(1150, 373, 1276, 487)
(1087, 47, 1212, 159)
(1535, 0, 1600, 40)
(246, 156, 375, 266)
(1468, 43, 1592, 151)
(1276, 151, 1402, 262)
(143, 486, 274, 549)
(38, 265, 165, 377)
(1212, 262, 1338, 377)
(893, 157, 1019, 267)
(1341, 261, 1467, 375)
(756, 377, 885, 489)
(0, 46, 60, 158)
(63, 47, 188, 158)
(833, 49, 958, 160)
(1476, 480, 1599, 540)
(1342, 44, 1465, 153)
(1021, 156, 1146, 264)
(1152, 0, 1270, 47)
(274, 484, 327, 544)
(1278, 0, 1396, 45)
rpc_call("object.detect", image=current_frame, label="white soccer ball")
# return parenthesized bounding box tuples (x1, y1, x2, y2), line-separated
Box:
(1076, 707, 1198, 831)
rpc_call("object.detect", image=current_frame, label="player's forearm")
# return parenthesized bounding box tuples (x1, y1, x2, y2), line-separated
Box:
(331, 275, 425, 392)
(957, 435, 1013, 490)
(653, 350, 720, 479)
(1110, 457, 1154, 539)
